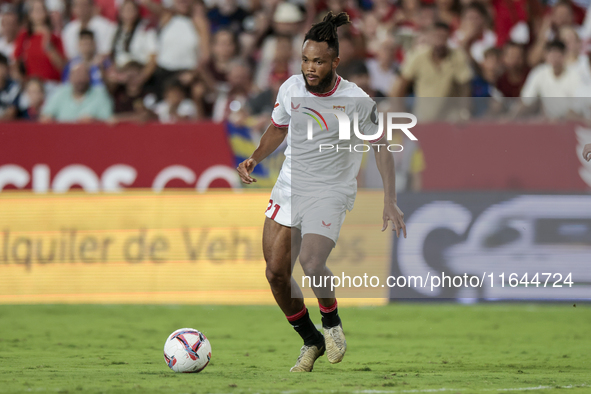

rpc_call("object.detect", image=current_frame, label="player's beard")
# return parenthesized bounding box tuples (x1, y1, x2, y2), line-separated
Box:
(302, 70, 335, 94)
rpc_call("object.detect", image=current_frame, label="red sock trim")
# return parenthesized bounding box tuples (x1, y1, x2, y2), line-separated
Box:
(319, 299, 338, 314)
(286, 306, 307, 322)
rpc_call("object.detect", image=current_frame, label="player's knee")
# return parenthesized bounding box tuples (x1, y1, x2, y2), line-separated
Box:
(265, 265, 290, 288)
(299, 255, 325, 278)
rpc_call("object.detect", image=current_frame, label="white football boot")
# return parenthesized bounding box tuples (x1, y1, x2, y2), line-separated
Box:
(323, 325, 346, 363)
(290, 342, 325, 372)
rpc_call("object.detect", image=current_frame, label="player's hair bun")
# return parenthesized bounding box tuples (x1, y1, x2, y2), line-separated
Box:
(322, 11, 350, 30)
(304, 11, 351, 56)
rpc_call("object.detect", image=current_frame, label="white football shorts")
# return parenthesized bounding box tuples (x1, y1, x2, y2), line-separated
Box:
(265, 185, 348, 244)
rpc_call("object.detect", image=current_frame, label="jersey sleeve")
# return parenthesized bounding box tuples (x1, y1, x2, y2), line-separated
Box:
(270, 80, 291, 128)
(357, 98, 383, 143)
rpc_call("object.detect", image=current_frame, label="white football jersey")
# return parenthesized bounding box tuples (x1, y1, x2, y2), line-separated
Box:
(271, 74, 381, 210)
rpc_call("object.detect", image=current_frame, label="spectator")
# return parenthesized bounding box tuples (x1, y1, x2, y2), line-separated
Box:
(110, 61, 146, 113)
(347, 61, 377, 96)
(392, 22, 472, 98)
(361, 12, 388, 58)
(520, 40, 581, 118)
(528, 1, 575, 67)
(268, 34, 293, 84)
(366, 37, 398, 97)
(0, 53, 18, 120)
(212, 59, 251, 122)
(255, 2, 305, 91)
(190, 76, 208, 121)
(496, 41, 530, 97)
(471, 47, 503, 116)
(471, 47, 502, 98)
(491, 0, 531, 47)
(402, 4, 437, 56)
(62, 30, 107, 86)
(434, 0, 461, 31)
(46, 0, 65, 34)
(450, 2, 497, 64)
(243, 71, 281, 135)
(368, 0, 397, 27)
(392, 22, 472, 121)
(559, 26, 584, 67)
(414, 3, 438, 34)
(579, 0, 591, 40)
(206, 0, 248, 34)
(391, 0, 423, 33)
(151, 79, 197, 123)
(62, 0, 116, 60)
(110, 61, 154, 122)
(246, 72, 281, 119)
(153, 0, 210, 96)
(0, 5, 18, 61)
(13, 0, 65, 85)
(41, 62, 113, 122)
(110, 0, 157, 85)
(94, 0, 119, 22)
(331, 33, 359, 80)
(18, 77, 44, 120)
(551, 0, 577, 30)
(203, 28, 239, 85)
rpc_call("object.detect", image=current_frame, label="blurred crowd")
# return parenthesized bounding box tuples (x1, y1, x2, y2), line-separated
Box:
(2, 0, 591, 124)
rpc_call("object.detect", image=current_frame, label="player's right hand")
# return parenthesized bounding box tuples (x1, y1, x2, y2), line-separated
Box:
(237, 158, 258, 184)
(583, 144, 591, 162)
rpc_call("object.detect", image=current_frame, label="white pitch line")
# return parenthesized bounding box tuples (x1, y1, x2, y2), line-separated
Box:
(354, 384, 589, 394)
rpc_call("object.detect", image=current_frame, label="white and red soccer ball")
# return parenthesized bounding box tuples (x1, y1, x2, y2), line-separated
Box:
(163, 328, 212, 373)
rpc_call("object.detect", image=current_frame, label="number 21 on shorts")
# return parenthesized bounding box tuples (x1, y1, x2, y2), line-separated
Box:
(266, 199, 280, 220)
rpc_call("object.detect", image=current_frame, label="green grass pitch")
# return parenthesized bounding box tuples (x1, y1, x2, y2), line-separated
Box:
(0, 303, 589, 393)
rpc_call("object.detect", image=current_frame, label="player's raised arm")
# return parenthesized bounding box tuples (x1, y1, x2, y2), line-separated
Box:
(372, 137, 407, 238)
(236, 123, 288, 184)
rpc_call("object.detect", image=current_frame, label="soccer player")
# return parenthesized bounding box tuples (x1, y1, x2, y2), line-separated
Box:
(237, 11, 407, 372)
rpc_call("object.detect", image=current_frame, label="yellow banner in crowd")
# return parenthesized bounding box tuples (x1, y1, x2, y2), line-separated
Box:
(0, 190, 391, 304)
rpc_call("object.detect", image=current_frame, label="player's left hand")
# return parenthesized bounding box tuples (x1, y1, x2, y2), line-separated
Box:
(237, 158, 258, 184)
(583, 143, 591, 162)
(382, 201, 406, 238)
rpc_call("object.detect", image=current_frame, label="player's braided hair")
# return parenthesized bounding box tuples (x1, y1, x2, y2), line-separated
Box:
(304, 11, 351, 57)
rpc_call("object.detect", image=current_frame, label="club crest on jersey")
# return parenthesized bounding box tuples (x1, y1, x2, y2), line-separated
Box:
(333, 105, 346, 112)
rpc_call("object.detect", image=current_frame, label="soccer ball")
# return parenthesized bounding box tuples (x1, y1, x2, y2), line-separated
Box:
(163, 328, 212, 373)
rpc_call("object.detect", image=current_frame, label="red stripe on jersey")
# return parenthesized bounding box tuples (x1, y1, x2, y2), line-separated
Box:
(274, 103, 279, 108)
(310, 75, 342, 97)
(271, 119, 289, 128)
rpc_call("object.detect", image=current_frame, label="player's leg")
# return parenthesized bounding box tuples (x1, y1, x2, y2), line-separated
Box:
(297, 194, 349, 364)
(263, 216, 303, 315)
(298, 233, 337, 307)
(299, 234, 346, 364)
(262, 217, 325, 372)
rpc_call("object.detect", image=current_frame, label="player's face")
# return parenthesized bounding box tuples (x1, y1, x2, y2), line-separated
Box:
(301, 40, 339, 94)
